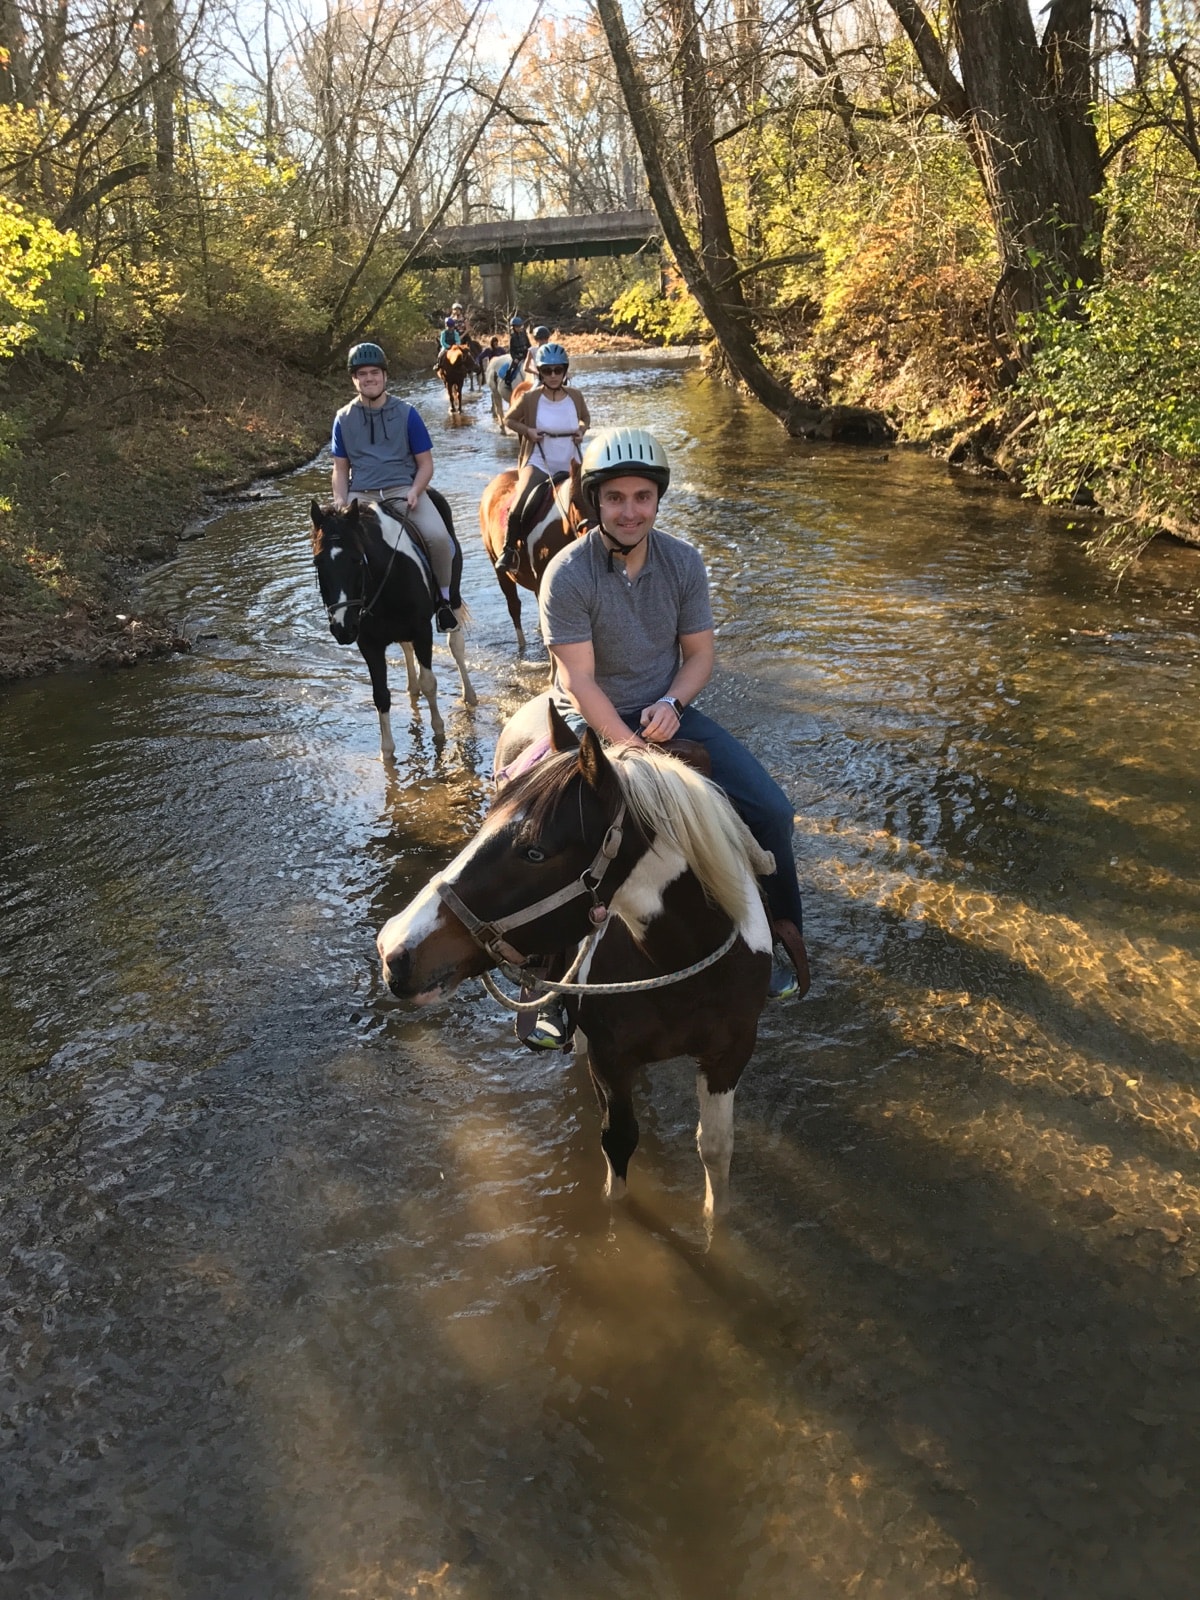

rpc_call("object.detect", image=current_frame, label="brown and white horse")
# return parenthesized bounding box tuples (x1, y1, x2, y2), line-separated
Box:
(479, 461, 589, 651)
(377, 704, 774, 1215)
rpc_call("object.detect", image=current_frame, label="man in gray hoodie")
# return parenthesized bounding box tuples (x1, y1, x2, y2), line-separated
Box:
(331, 342, 459, 632)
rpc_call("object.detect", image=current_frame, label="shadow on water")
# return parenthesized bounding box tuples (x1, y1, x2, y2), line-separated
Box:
(1, 356, 1199, 1597)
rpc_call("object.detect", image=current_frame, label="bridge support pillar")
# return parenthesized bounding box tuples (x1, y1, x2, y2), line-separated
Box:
(479, 260, 516, 310)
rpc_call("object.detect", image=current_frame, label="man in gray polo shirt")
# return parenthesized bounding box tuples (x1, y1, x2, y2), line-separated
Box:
(536, 425, 809, 1043)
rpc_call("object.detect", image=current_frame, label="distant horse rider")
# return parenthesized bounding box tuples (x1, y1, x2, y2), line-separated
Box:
(504, 315, 531, 390)
(523, 323, 552, 382)
(494, 341, 589, 576)
(331, 342, 460, 634)
(438, 316, 465, 353)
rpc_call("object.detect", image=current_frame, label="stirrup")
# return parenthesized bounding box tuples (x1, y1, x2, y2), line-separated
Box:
(520, 999, 569, 1052)
(495, 545, 521, 575)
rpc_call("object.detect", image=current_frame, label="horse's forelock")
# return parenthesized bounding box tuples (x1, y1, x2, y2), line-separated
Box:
(610, 750, 766, 926)
(490, 750, 582, 835)
(312, 503, 380, 563)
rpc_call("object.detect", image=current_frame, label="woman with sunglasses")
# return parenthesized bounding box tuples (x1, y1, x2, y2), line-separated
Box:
(494, 342, 591, 575)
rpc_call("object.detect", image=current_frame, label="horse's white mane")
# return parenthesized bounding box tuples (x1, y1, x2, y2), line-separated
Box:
(609, 747, 775, 927)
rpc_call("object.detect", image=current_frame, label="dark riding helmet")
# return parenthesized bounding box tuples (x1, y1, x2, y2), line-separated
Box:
(510, 315, 524, 328)
(532, 324, 551, 341)
(444, 316, 456, 327)
(534, 341, 569, 371)
(348, 341, 387, 372)
(579, 427, 671, 520)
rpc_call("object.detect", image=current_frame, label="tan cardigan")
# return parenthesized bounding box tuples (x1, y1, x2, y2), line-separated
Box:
(506, 384, 591, 470)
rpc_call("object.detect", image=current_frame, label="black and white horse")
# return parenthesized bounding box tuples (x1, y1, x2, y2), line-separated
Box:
(377, 704, 774, 1215)
(311, 494, 476, 755)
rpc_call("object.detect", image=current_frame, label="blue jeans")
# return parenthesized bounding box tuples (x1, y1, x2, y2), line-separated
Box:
(563, 703, 805, 932)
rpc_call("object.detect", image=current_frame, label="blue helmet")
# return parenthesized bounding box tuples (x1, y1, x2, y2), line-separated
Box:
(535, 341, 569, 370)
(444, 316, 455, 327)
(510, 315, 524, 328)
(533, 324, 551, 341)
(348, 341, 387, 372)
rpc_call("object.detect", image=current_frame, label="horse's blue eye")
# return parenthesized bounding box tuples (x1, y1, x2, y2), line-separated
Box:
(524, 845, 546, 863)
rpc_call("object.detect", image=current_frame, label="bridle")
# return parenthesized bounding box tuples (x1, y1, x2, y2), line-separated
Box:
(434, 795, 740, 1006)
(436, 802, 628, 975)
(317, 510, 409, 628)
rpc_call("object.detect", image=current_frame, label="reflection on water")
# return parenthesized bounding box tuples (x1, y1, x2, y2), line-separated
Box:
(2, 355, 1199, 1598)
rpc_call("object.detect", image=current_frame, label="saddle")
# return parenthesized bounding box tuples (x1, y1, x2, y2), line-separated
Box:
(375, 498, 460, 611)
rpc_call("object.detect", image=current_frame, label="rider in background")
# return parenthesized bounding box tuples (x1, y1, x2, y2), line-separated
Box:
(538, 425, 810, 1005)
(505, 315, 531, 388)
(438, 316, 465, 353)
(494, 342, 590, 576)
(523, 323, 552, 381)
(330, 341, 460, 634)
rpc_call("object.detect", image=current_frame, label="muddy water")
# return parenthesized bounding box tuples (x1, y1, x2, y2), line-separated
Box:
(2, 354, 1199, 1599)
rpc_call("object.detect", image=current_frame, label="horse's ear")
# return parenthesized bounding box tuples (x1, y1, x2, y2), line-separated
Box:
(347, 498, 360, 519)
(547, 700, 579, 752)
(310, 498, 323, 527)
(578, 727, 615, 794)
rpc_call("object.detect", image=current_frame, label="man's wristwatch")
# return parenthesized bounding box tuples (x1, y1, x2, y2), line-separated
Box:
(659, 696, 684, 717)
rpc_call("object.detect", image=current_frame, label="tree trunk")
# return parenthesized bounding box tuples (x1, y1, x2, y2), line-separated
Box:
(0, 0, 30, 107)
(890, 0, 1104, 334)
(146, 0, 181, 189)
(595, 0, 890, 441)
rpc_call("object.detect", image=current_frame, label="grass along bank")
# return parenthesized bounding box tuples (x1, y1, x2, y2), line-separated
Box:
(0, 340, 344, 681)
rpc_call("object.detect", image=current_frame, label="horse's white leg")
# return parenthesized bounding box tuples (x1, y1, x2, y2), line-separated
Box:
(446, 621, 478, 705)
(401, 641, 421, 705)
(378, 711, 396, 762)
(696, 1077, 736, 1218)
(420, 665, 445, 740)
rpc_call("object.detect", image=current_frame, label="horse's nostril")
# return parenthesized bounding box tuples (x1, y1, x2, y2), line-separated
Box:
(380, 943, 410, 992)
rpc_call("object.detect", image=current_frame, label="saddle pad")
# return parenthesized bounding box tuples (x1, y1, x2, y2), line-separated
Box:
(494, 734, 553, 789)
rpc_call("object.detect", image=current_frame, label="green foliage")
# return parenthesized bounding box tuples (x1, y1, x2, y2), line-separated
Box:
(0, 198, 97, 360)
(609, 272, 706, 344)
(1018, 262, 1200, 539)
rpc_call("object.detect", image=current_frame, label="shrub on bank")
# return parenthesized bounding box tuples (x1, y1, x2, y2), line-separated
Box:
(1018, 259, 1200, 546)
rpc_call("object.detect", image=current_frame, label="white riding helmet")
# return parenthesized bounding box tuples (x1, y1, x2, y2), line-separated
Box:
(579, 427, 671, 519)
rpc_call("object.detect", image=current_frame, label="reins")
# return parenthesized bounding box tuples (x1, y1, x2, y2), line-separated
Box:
(319, 504, 427, 624)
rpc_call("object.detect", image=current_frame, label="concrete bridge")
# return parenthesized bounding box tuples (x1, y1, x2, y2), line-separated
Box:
(402, 209, 662, 305)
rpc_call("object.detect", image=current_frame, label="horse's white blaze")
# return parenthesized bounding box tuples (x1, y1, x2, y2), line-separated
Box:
(330, 587, 349, 628)
(377, 807, 520, 971)
(696, 1079, 736, 1216)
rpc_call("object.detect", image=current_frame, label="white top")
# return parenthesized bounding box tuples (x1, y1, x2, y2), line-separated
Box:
(531, 392, 582, 475)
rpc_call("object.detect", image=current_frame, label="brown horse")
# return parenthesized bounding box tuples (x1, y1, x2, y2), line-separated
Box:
(479, 462, 589, 651)
(377, 703, 773, 1216)
(435, 343, 469, 414)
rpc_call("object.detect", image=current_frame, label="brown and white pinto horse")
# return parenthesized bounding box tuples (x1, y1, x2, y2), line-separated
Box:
(377, 704, 774, 1216)
(435, 343, 469, 414)
(479, 462, 589, 651)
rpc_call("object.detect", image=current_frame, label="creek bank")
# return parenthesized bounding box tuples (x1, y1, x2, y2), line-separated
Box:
(0, 343, 343, 683)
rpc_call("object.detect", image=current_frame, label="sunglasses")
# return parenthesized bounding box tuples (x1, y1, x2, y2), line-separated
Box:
(540, 365, 568, 376)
